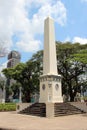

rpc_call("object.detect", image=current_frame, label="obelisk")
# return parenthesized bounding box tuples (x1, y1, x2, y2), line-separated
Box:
(43, 16, 57, 75)
(39, 16, 63, 103)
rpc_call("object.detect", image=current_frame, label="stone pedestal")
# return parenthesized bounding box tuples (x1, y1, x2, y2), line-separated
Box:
(39, 74, 63, 103)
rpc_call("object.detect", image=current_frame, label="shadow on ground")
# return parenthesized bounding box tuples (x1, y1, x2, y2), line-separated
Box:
(82, 113, 87, 117)
(0, 128, 15, 130)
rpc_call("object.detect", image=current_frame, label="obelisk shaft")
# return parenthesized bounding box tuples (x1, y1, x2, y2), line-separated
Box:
(43, 17, 57, 75)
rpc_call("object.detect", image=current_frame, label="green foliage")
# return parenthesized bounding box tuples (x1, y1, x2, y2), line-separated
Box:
(71, 50, 87, 64)
(56, 42, 87, 101)
(0, 103, 16, 111)
(2, 56, 42, 102)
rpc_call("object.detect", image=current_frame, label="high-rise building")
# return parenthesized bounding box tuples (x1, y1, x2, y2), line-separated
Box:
(6, 51, 21, 102)
(7, 50, 21, 68)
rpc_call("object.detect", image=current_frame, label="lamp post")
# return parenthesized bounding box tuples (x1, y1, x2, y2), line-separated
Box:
(19, 87, 22, 103)
(81, 85, 84, 102)
(2, 77, 6, 103)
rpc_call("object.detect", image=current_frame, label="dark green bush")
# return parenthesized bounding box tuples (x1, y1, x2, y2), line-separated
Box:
(0, 103, 16, 111)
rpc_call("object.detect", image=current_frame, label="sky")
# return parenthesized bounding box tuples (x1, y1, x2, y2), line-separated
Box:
(0, 0, 87, 72)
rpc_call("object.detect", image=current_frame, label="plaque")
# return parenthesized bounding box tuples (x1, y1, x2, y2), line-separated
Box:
(55, 84, 59, 90)
(42, 84, 45, 90)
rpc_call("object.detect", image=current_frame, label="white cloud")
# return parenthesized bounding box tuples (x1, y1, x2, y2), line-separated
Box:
(64, 36, 71, 42)
(16, 40, 41, 52)
(73, 37, 87, 44)
(0, 0, 67, 53)
(63, 36, 87, 45)
(0, 61, 7, 75)
(81, 0, 87, 2)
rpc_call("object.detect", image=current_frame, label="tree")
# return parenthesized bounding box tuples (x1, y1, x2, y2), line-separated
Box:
(2, 51, 43, 102)
(2, 63, 27, 101)
(56, 42, 87, 101)
(71, 49, 87, 64)
(69, 49, 87, 97)
(2, 61, 39, 102)
(27, 50, 43, 90)
(21, 50, 43, 101)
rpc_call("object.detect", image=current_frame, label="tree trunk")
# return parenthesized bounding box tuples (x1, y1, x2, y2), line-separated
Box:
(70, 93, 74, 102)
(69, 86, 75, 102)
(23, 91, 31, 102)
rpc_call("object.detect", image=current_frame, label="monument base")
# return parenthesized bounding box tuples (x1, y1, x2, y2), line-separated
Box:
(39, 74, 63, 103)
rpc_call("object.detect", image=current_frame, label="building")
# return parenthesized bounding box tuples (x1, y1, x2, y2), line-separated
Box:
(6, 51, 21, 102)
(7, 50, 21, 68)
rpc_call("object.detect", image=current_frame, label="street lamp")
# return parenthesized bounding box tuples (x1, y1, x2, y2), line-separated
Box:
(19, 86, 22, 103)
(2, 77, 6, 103)
(81, 85, 84, 102)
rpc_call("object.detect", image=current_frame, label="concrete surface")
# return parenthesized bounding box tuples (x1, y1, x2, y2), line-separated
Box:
(0, 112, 87, 130)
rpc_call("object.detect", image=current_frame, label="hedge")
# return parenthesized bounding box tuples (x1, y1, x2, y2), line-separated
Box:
(0, 103, 16, 111)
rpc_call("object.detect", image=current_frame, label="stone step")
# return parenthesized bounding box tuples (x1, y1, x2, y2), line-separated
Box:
(54, 112, 81, 117)
(19, 102, 85, 117)
(19, 103, 46, 117)
(54, 103, 84, 117)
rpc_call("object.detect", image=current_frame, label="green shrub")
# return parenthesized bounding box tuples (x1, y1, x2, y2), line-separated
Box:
(83, 96, 87, 102)
(0, 103, 16, 111)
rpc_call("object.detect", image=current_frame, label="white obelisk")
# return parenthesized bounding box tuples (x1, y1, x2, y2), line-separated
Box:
(43, 17, 57, 75)
(39, 17, 63, 103)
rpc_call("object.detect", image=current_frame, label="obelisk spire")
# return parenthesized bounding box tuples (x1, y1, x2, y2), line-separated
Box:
(43, 17, 57, 75)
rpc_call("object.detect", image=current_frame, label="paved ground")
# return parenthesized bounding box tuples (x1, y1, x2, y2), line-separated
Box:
(0, 112, 87, 130)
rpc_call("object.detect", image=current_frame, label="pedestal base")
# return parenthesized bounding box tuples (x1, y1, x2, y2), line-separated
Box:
(39, 74, 63, 103)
